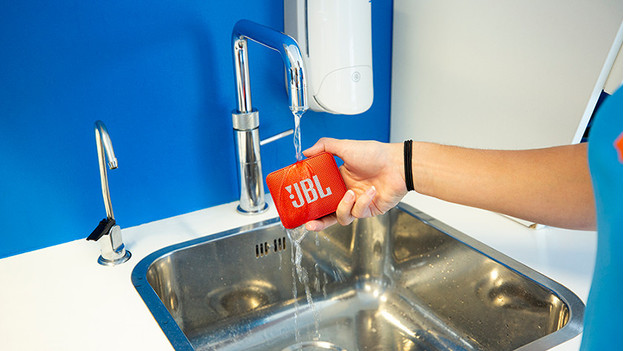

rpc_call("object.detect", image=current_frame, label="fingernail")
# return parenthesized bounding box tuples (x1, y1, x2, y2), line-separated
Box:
(345, 189, 356, 201)
(366, 186, 376, 196)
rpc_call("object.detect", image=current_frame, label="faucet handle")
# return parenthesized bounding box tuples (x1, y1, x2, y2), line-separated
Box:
(260, 129, 294, 146)
(86, 217, 131, 266)
(86, 218, 116, 242)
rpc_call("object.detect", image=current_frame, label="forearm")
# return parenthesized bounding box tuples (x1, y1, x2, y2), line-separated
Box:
(411, 142, 596, 230)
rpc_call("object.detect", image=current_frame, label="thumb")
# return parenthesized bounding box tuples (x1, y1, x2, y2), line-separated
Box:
(303, 137, 345, 158)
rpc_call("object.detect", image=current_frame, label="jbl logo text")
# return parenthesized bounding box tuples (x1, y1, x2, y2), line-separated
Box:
(285, 175, 332, 208)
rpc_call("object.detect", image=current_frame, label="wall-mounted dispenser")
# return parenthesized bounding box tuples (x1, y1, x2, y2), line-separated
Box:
(284, 0, 373, 115)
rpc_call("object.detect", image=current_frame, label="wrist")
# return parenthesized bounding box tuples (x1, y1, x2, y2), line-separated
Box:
(404, 140, 415, 191)
(388, 142, 409, 195)
(399, 140, 432, 195)
(410, 141, 436, 196)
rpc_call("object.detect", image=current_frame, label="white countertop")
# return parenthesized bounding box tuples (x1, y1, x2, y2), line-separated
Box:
(0, 193, 596, 351)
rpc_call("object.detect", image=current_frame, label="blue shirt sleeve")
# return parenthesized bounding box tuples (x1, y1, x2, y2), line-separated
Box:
(582, 86, 623, 350)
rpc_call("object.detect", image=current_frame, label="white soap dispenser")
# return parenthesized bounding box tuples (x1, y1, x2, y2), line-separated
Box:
(284, 0, 374, 115)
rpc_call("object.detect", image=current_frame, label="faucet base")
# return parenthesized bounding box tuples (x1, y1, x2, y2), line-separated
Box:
(97, 249, 132, 266)
(236, 202, 269, 215)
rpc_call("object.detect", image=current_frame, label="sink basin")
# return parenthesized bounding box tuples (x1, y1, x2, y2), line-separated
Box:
(132, 203, 584, 351)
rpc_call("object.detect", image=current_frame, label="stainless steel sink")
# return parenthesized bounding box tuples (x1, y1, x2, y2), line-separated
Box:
(132, 203, 584, 351)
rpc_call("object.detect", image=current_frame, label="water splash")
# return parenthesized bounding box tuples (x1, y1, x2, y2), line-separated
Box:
(290, 238, 301, 342)
(286, 225, 321, 341)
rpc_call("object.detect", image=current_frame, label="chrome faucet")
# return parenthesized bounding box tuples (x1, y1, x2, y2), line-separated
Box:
(231, 19, 308, 214)
(87, 120, 131, 266)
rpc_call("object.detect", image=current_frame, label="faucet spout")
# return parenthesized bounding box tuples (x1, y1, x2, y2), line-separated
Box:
(95, 120, 117, 220)
(232, 19, 308, 114)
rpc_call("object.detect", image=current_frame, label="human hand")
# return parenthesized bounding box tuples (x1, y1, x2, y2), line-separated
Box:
(302, 138, 407, 231)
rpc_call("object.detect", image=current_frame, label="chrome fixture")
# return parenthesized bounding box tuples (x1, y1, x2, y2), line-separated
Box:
(87, 120, 131, 266)
(231, 19, 308, 214)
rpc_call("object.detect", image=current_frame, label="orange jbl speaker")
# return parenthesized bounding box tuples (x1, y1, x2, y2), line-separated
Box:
(266, 152, 347, 229)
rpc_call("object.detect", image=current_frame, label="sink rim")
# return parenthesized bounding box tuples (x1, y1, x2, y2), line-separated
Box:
(131, 203, 584, 351)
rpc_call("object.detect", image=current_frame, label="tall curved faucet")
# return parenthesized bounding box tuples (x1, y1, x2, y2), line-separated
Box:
(95, 120, 118, 220)
(231, 20, 308, 213)
(89, 121, 131, 266)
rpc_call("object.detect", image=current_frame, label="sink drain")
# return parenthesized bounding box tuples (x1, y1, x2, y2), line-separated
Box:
(281, 341, 347, 351)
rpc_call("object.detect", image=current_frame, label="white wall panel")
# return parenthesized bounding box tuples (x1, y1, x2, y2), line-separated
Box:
(391, 1, 622, 149)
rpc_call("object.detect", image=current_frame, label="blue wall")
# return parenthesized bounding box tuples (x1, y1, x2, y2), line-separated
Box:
(0, 1, 393, 259)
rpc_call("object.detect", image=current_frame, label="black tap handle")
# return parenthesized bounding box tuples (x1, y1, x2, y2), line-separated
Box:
(87, 218, 116, 241)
